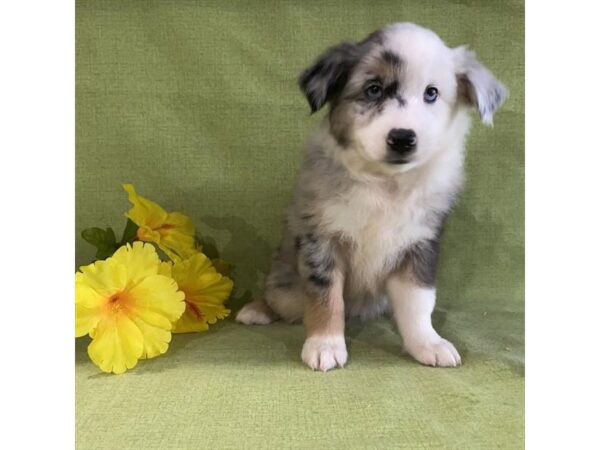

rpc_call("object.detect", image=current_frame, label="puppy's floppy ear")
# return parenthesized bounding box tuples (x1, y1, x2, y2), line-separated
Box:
(454, 46, 507, 126)
(298, 42, 359, 113)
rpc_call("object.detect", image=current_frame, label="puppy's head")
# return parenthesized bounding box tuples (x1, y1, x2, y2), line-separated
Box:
(299, 23, 507, 171)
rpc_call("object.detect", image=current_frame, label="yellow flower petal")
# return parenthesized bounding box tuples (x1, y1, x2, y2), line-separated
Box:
(188, 298, 231, 325)
(77, 259, 127, 297)
(171, 251, 214, 288)
(129, 316, 173, 359)
(157, 233, 197, 261)
(123, 183, 168, 230)
(137, 226, 161, 243)
(122, 184, 196, 261)
(88, 313, 144, 374)
(171, 308, 209, 333)
(75, 281, 104, 337)
(166, 212, 195, 236)
(170, 253, 233, 334)
(110, 241, 161, 284)
(158, 261, 173, 277)
(128, 275, 185, 326)
(185, 274, 233, 325)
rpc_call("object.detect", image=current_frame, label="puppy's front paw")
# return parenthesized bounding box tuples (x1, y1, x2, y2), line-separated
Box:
(404, 338, 461, 367)
(301, 335, 347, 371)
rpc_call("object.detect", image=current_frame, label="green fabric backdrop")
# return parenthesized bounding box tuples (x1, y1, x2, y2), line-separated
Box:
(76, 0, 524, 448)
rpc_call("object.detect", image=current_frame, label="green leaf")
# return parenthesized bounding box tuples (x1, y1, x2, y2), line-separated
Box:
(105, 227, 117, 246)
(81, 227, 120, 260)
(196, 235, 219, 259)
(211, 258, 233, 277)
(95, 245, 116, 261)
(81, 228, 107, 247)
(120, 219, 138, 245)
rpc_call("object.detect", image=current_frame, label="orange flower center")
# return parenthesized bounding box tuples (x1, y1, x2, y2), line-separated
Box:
(106, 291, 131, 313)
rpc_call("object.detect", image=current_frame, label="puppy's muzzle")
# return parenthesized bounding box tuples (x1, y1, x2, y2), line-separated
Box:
(386, 128, 417, 162)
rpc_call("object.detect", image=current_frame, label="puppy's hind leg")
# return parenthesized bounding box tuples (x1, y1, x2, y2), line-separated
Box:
(262, 259, 305, 324)
(236, 258, 305, 325)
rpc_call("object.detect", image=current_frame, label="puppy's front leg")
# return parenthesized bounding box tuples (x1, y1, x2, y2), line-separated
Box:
(296, 234, 346, 371)
(301, 268, 347, 371)
(386, 240, 461, 367)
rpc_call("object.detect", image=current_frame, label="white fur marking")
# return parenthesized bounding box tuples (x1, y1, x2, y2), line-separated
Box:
(301, 335, 348, 371)
(236, 303, 276, 325)
(387, 277, 461, 367)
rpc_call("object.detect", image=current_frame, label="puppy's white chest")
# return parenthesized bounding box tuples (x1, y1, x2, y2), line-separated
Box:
(322, 185, 434, 286)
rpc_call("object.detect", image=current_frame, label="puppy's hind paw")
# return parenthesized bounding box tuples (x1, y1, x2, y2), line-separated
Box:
(301, 335, 348, 372)
(235, 300, 279, 325)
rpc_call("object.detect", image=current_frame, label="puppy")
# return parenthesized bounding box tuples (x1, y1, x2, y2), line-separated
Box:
(236, 22, 506, 371)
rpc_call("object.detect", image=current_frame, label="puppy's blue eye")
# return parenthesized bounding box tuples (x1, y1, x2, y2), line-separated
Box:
(424, 86, 438, 103)
(365, 84, 383, 100)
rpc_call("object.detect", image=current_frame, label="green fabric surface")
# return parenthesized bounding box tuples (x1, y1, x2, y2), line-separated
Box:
(76, 1, 524, 449)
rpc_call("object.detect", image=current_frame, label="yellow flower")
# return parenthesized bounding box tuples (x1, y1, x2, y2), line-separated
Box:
(123, 183, 196, 261)
(75, 242, 185, 374)
(171, 252, 233, 333)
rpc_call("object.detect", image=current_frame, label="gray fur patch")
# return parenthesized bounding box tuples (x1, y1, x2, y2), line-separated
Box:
(328, 43, 407, 146)
(396, 212, 448, 287)
(381, 50, 401, 69)
(298, 42, 361, 113)
(298, 30, 388, 114)
(308, 273, 331, 288)
(403, 239, 440, 287)
(297, 233, 335, 290)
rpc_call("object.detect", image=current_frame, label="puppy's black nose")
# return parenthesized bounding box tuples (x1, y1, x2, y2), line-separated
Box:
(386, 128, 417, 154)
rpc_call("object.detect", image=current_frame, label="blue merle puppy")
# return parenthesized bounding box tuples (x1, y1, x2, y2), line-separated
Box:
(236, 22, 506, 371)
